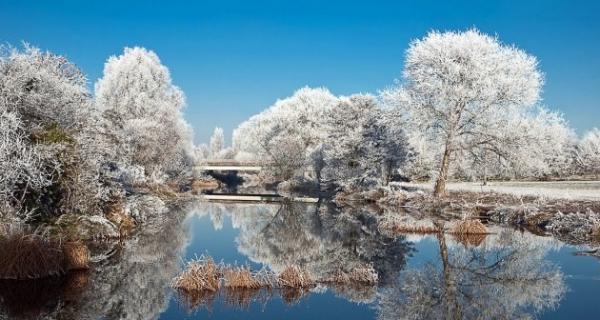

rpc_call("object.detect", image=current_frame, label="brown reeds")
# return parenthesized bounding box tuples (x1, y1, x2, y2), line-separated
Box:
(62, 242, 90, 270)
(173, 257, 380, 310)
(0, 230, 90, 280)
(449, 219, 489, 247)
(452, 233, 488, 247)
(380, 222, 442, 235)
(222, 265, 276, 288)
(172, 256, 221, 293)
(0, 233, 63, 279)
(278, 265, 315, 288)
(450, 219, 489, 235)
(222, 266, 262, 289)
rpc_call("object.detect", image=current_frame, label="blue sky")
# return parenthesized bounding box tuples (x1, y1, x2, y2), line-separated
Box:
(1, 0, 599, 143)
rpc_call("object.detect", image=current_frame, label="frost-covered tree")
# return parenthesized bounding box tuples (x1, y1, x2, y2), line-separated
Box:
(234, 88, 410, 187)
(233, 87, 338, 181)
(575, 128, 600, 177)
(209, 127, 225, 159)
(0, 111, 50, 215)
(384, 29, 542, 196)
(0, 45, 111, 219)
(453, 107, 575, 181)
(323, 94, 410, 188)
(95, 47, 193, 181)
(194, 143, 210, 162)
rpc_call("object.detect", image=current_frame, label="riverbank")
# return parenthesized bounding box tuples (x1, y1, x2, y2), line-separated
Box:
(334, 183, 600, 246)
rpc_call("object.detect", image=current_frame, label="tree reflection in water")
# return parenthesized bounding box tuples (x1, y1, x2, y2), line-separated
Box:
(198, 201, 566, 319)
(0, 200, 567, 320)
(0, 202, 192, 320)
(376, 230, 565, 320)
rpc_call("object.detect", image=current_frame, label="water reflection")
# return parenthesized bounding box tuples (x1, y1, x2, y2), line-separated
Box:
(377, 230, 565, 320)
(0, 203, 191, 320)
(0, 200, 577, 319)
(190, 201, 567, 319)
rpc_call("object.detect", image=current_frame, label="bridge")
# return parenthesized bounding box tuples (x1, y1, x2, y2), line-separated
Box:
(195, 160, 264, 172)
(201, 193, 319, 203)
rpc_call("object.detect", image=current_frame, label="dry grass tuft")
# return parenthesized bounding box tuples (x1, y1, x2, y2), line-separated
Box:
(278, 266, 314, 288)
(172, 256, 221, 293)
(0, 232, 64, 279)
(222, 266, 262, 289)
(452, 233, 488, 247)
(62, 242, 90, 270)
(380, 222, 442, 235)
(0, 230, 90, 280)
(451, 219, 488, 235)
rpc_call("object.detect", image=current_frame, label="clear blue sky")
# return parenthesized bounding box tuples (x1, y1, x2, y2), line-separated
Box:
(1, 0, 599, 143)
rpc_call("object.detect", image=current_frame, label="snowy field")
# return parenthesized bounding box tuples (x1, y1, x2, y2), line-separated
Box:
(404, 181, 600, 201)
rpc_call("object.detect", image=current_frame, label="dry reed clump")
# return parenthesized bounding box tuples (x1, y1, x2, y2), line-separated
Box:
(452, 233, 488, 247)
(222, 266, 262, 289)
(172, 256, 221, 293)
(278, 266, 315, 288)
(0, 232, 63, 279)
(447, 219, 489, 247)
(450, 219, 489, 235)
(62, 242, 90, 270)
(379, 221, 442, 235)
(0, 230, 90, 280)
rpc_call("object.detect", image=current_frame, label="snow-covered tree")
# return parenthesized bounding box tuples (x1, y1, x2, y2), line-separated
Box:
(209, 127, 225, 159)
(0, 110, 50, 215)
(234, 88, 411, 187)
(452, 107, 575, 181)
(384, 29, 543, 195)
(323, 94, 410, 188)
(0, 44, 111, 219)
(194, 143, 210, 162)
(575, 128, 600, 177)
(95, 47, 193, 181)
(233, 87, 338, 181)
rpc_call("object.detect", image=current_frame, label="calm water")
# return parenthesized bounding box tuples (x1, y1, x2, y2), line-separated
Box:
(0, 200, 599, 319)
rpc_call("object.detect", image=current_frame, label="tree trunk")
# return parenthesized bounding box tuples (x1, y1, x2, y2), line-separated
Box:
(482, 164, 488, 186)
(382, 161, 391, 186)
(437, 233, 461, 320)
(434, 142, 452, 197)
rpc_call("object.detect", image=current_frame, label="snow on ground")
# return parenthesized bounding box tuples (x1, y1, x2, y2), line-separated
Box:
(402, 181, 600, 201)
